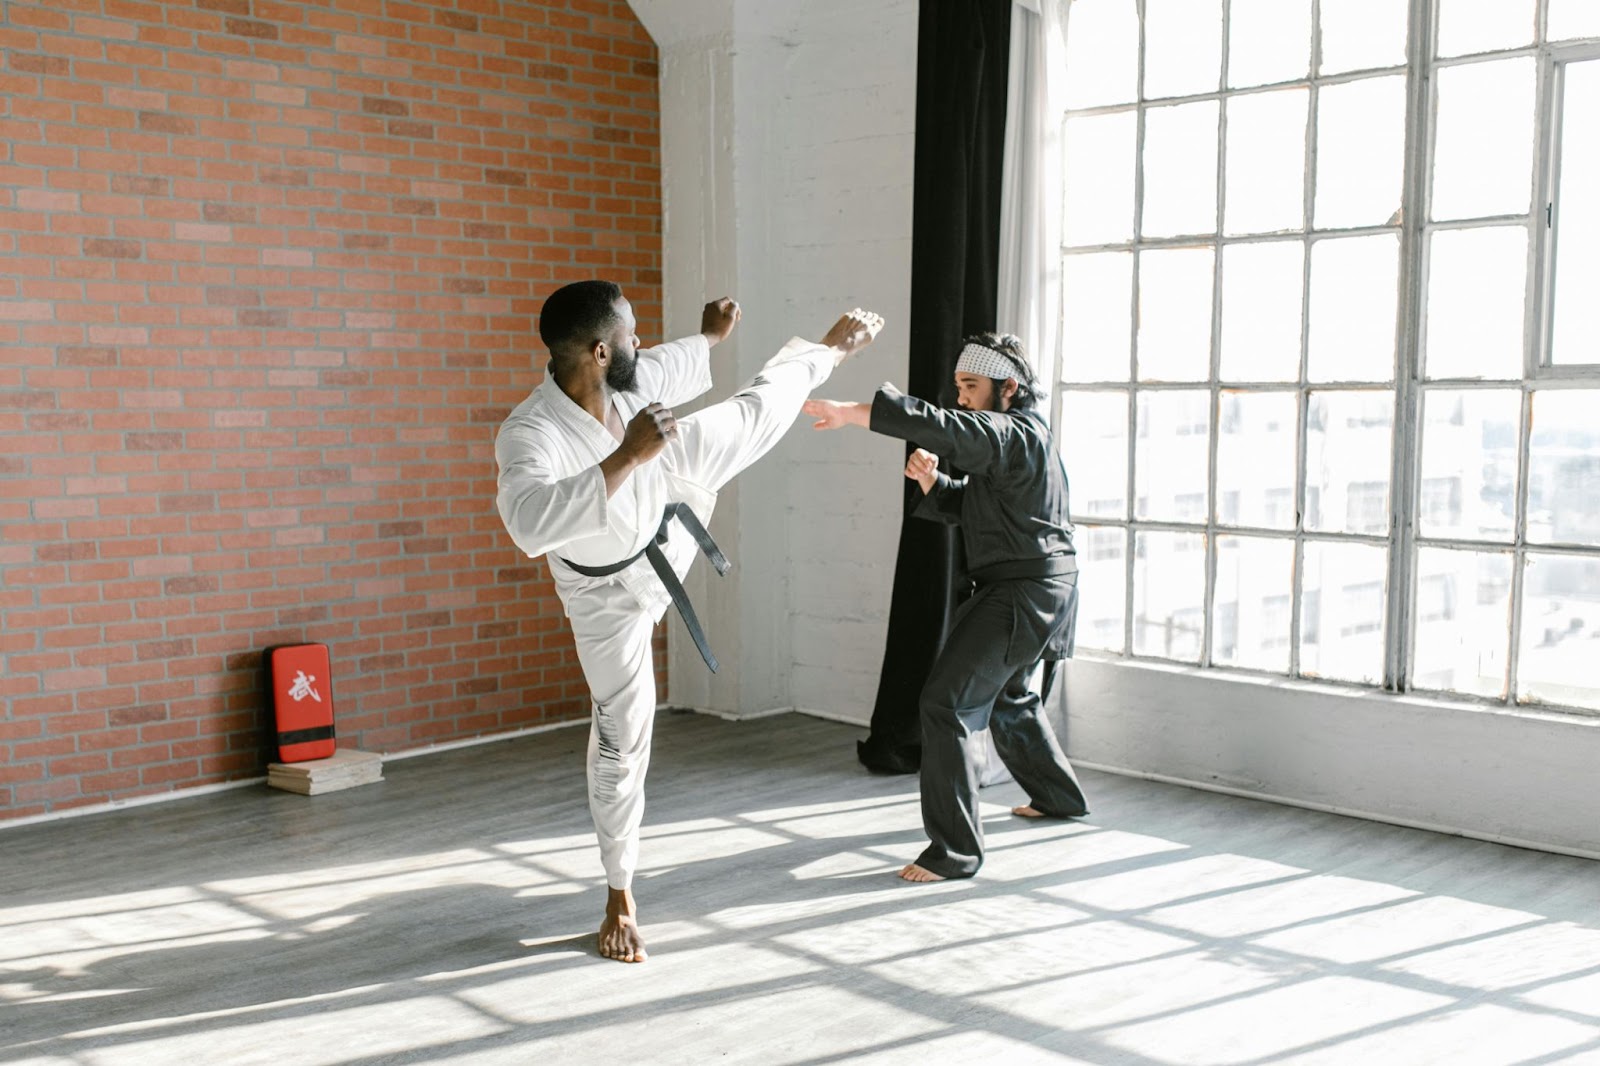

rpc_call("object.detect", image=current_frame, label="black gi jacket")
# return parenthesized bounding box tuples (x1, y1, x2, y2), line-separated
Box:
(869, 383, 1078, 661)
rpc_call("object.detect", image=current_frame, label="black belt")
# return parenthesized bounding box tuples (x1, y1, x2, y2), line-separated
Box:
(278, 724, 335, 747)
(969, 554, 1078, 586)
(559, 502, 730, 673)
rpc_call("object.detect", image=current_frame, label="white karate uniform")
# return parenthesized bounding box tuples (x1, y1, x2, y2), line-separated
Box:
(495, 333, 836, 889)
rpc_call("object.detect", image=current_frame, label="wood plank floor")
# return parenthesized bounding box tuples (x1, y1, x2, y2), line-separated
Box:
(3, 711, 1600, 1065)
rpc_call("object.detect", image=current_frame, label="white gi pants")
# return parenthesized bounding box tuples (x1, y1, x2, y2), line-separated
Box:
(566, 339, 836, 890)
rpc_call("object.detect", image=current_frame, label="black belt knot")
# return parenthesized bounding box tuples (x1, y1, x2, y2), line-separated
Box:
(559, 502, 730, 672)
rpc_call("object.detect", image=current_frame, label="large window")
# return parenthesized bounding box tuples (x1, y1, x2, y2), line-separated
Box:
(1058, 0, 1600, 713)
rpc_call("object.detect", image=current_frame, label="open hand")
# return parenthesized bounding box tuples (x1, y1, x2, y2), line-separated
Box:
(802, 399, 854, 431)
(905, 448, 938, 494)
(701, 297, 741, 345)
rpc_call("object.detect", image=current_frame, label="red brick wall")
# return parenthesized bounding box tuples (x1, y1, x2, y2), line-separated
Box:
(0, 0, 663, 820)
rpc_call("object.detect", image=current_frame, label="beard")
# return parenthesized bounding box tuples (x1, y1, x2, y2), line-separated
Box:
(606, 344, 640, 392)
(989, 379, 1007, 412)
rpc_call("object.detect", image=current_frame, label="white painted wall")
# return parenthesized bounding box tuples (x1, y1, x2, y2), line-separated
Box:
(632, 0, 1600, 860)
(631, 0, 916, 722)
(1058, 659, 1600, 857)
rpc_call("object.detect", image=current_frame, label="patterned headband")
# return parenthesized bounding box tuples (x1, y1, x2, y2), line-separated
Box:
(955, 342, 1024, 380)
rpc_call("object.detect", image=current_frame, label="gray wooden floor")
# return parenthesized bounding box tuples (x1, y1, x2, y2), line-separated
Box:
(4, 711, 1600, 1066)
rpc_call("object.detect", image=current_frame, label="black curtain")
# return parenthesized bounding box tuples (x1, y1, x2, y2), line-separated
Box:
(857, 0, 1012, 774)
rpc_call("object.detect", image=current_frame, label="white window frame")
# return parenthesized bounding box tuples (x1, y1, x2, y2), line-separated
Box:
(1057, 0, 1600, 718)
(1531, 39, 1600, 379)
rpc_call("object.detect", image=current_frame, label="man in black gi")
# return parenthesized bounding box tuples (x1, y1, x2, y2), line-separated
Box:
(802, 333, 1088, 881)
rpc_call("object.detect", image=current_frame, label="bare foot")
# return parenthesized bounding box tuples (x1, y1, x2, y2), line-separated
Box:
(597, 887, 647, 963)
(821, 308, 884, 364)
(1012, 805, 1047, 818)
(898, 863, 946, 883)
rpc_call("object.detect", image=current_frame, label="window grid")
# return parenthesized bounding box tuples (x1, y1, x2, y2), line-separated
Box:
(1410, 17, 1600, 706)
(1060, 0, 1600, 716)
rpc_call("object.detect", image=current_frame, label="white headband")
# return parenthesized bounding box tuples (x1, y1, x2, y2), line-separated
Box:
(955, 342, 1023, 380)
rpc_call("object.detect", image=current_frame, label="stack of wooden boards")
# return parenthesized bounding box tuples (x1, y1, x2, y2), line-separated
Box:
(267, 748, 383, 795)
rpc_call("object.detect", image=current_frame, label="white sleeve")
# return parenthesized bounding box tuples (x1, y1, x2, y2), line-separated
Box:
(495, 429, 609, 560)
(632, 333, 713, 408)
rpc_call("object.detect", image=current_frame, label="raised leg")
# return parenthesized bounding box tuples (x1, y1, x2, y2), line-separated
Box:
(665, 310, 882, 494)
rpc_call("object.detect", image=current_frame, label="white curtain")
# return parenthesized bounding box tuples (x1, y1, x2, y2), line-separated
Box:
(980, 0, 1069, 790)
(997, 0, 1069, 393)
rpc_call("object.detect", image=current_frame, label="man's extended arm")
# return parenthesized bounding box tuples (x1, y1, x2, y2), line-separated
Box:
(805, 383, 1022, 475)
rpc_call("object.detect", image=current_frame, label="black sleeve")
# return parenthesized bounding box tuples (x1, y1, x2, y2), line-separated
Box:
(869, 383, 1024, 476)
(910, 470, 966, 525)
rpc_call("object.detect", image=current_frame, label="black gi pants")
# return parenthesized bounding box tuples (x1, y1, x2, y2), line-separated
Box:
(914, 573, 1089, 879)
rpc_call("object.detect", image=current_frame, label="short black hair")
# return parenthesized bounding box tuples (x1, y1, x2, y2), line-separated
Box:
(963, 331, 1040, 409)
(538, 280, 624, 360)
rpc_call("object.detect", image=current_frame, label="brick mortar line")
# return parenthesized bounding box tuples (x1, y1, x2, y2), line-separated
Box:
(0, 218, 663, 264)
(0, 271, 656, 301)
(6, 633, 563, 671)
(0, 204, 663, 233)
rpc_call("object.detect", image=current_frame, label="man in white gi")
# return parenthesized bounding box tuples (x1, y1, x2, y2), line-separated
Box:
(495, 280, 883, 962)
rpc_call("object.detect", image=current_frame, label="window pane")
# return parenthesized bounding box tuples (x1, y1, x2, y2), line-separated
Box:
(1435, 0, 1535, 58)
(1418, 389, 1520, 543)
(1063, 252, 1133, 383)
(1300, 539, 1387, 684)
(1062, 391, 1129, 520)
(1217, 391, 1298, 530)
(1077, 525, 1128, 653)
(1307, 234, 1399, 382)
(1548, 0, 1600, 42)
(1065, 0, 1139, 109)
(1136, 247, 1214, 382)
(1527, 391, 1600, 548)
(1412, 548, 1512, 699)
(1134, 530, 1206, 661)
(1423, 227, 1528, 380)
(1518, 552, 1600, 710)
(1306, 390, 1393, 535)
(1135, 390, 1211, 522)
(1432, 58, 1535, 222)
(1213, 535, 1294, 672)
(1142, 101, 1220, 239)
(1227, 0, 1311, 89)
(1314, 76, 1406, 230)
(1319, 0, 1407, 75)
(1143, 0, 1222, 100)
(1065, 111, 1137, 247)
(1220, 241, 1304, 382)
(1551, 60, 1600, 366)
(1224, 88, 1308, 236)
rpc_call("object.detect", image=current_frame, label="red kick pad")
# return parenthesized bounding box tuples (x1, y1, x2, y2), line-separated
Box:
(270, 643, 336, 763)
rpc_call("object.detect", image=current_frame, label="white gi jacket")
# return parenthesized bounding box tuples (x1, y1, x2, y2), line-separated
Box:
(494, 334, 717, 620)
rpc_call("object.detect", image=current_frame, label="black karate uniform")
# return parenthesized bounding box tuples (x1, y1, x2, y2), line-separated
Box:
(870, 384, 1089, 878)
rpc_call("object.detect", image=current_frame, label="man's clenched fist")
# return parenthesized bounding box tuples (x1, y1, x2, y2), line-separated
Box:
(905, 448, 938, 494)
(621, 402, 678, 464)
(701, 297, 741, 346)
